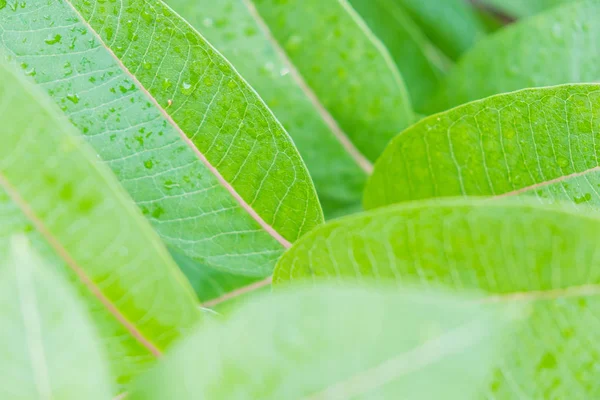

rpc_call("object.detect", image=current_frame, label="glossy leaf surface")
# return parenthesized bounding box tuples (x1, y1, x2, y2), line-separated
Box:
(0, 0, 323, 278)
(366, 85, 600, 210)
(163, 0, 369, 218)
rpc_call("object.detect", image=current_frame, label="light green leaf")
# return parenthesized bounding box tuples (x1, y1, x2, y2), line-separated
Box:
(366, 85, 600, 210)
(275, 198, 600, 398)
(162, 0, 369, 219)
(0, 57, 200, 389)
(348, 0, 449, 111)
(0, 0, 323, 278)
(393, 0, 487, 60)
(0, 236, 113, 399)
(433, 1, 600, 111)
(479, 0, 573, 18)
(131, 284, 516, 400)
(249, 0, 414, 162)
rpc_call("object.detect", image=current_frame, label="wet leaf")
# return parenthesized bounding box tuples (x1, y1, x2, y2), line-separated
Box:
(0, 59, 200, 390)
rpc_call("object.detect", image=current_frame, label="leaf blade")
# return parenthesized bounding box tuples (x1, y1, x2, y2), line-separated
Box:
(0, 56, 200, 388)
(275, 198, 600, 397)
(366, 84, 600, 210)
(0, 0, 323, 276)
(0, 236, 113, 399)
(433, 1, 600, 111)
(249, 0, 414, 162)
(131, 284, 516, 399)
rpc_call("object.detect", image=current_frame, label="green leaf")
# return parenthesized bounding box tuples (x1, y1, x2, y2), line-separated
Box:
(0, 58, 200, 388)
(161, 0, 369, 219)
(131, 284, 516, 400)
(366, 85, 600, 210)
(249, 0, 414, 162)
(433, 1, 600, 111)
(393, 0, 487, 60)
(0, 0, 323, 278)
(348, 0, 449, 112)
(275, 198, 600, 398)
(170, 249, 267, 308)
(0, 236, 113, 399)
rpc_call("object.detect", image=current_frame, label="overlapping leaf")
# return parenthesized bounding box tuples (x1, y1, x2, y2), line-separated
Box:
(276, 199, 600, 398)
(0, 0, 323, 283)
(393, 0, 486, 60)
(0, 236, 112, 399)
(131, 284, 515, 399)
(249, 0, 414, 162)
(348, 0, 449, 111)
(433, 2, 600, 111)
(0, 59, 200, 390)
(366, 85, 600, 210)
(163, 0, 369, 219)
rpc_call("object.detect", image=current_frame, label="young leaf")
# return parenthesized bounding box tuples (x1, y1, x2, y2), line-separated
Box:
(131, 284, 516, 400)
(275, 198, 600, 398)
(0, 58, 200, 388)
(393, 0, 487, 60)
(162, 0, 369, 219)
(348, 0, 449, 112)
(365, 85, 600, 210)
(433, 2, 600, 110)
(0, 0, 323, 277)
(248, 0, 414, 162)
(0, 236, 113, 399)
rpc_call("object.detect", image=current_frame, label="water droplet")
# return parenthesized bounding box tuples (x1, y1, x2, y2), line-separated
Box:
(66, 94, 79, 104)
(162, 78, 172, 90)
(44, 33, 62, 45)
(181, 81, 193, 95)
(142, 61, 152, 70)
(203, 17, 213, 27)
(280, 67, 289, 76)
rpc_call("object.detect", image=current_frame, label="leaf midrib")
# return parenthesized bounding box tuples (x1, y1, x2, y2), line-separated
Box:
(0, 172, 163, 357)
(63, 0, 292, 249)
(306, 316, 490, 399)
(242, 0, 374, 174)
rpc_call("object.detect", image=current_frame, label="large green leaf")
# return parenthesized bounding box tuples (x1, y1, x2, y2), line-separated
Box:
(433, 2, 600, 111)
(276, 199, 600, 398)
(366, 85, 600, 210)
(249, 0, 414, 162)
(393, 0, 487, 60)
(348, 0, 449, 112)
(0, 0, 323, 280)
(162, 0, 369, 219)
(131, 284, 516, 399)
(0, 236, 112, 399)
(0, 58, 200, 389)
